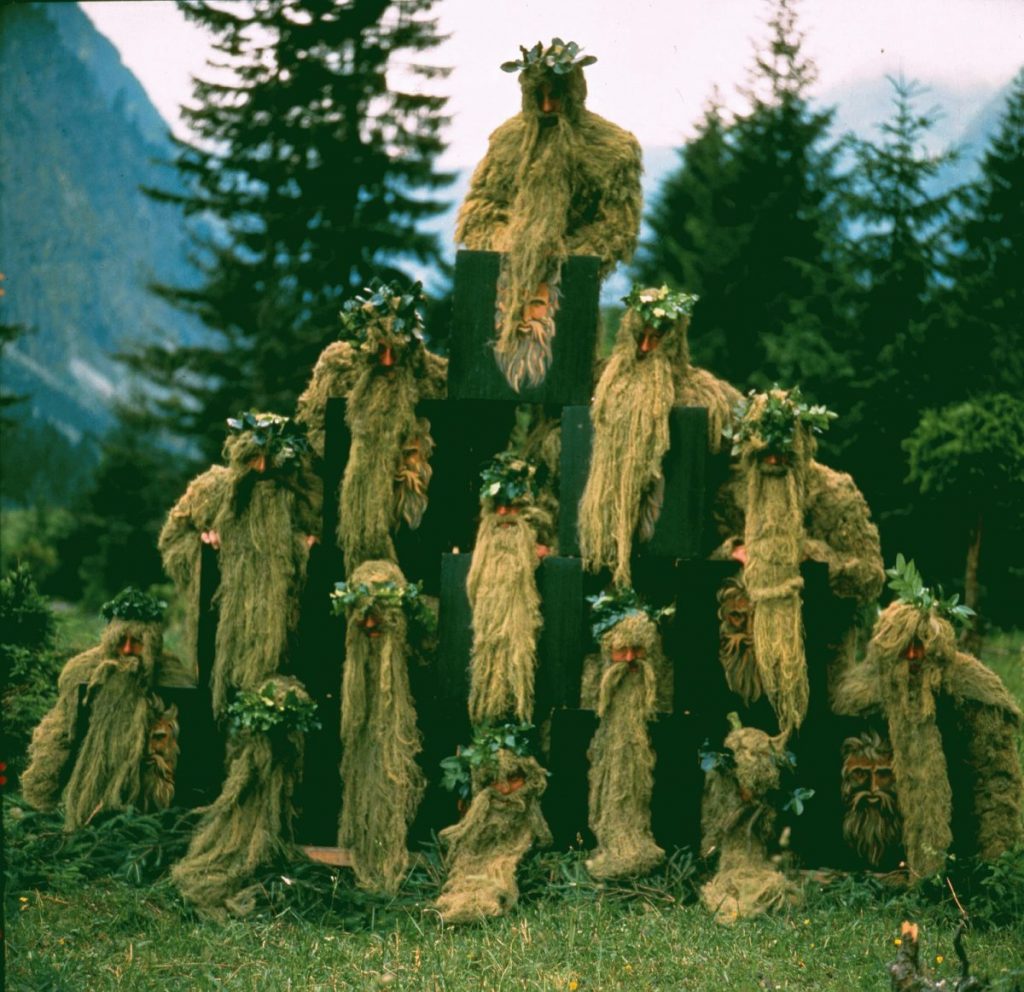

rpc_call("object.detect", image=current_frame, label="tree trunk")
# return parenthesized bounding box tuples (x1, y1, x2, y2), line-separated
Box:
(962, 511, 983, 655)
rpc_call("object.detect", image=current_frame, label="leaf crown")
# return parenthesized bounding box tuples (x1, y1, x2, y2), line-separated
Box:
(338, 278, 426, 346)
(724, 385, 837, 458)
(101, 587, 166, 623)
(330, 578, 437, 635)
(479, 451, 538, 506)
(440, 722, 536, 801)
(885, 553, 976, 631)
(587, 587, 675, 641)
(226, 681, 320, 737)
(501, 38, 597, 75)
(622, 284, 699, 332)
(226, 411, 310, 460)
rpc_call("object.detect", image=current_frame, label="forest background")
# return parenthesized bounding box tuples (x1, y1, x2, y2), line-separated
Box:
(1, 0, 1022, 634)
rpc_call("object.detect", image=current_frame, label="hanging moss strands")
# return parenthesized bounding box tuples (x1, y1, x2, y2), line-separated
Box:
(331, 560, 430, 894)
(434, 749, 552, 924)
(457, 40, 642, 391)
(172, 677, 317, 918)
(833, 558, 1023, 879)
(700, 726, 800, 924)
(585, 610, 667, 880)
(467, 454, 547, 726)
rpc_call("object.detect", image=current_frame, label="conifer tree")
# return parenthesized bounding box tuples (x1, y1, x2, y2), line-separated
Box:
(131, 0, 452, 458)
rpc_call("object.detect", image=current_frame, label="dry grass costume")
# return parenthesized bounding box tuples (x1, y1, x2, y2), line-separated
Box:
(579, 286, 740, 587)
(581, 596, 674, 880)
(331, 561, 432, 894)
(21, 589, 186, 830)
(713, 388, 883, 737)
(294, 281, 447, 572)
(467, 453, 551, 726)
(434, 744, 552, 924)
(456, 40, 642, 391)
(832, 559, 1023, 880)
(159, 412, 320, 715)
(700, 725, 801, 923)
(171, 676, 316, 918)
(840, 729, 902, 870)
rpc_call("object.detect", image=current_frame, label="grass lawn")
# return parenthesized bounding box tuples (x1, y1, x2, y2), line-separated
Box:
(5, 622, 1023, 991)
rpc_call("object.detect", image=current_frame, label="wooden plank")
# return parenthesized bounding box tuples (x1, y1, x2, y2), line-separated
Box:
(448, 250, 600, 405)
(300, 845, 353, 867)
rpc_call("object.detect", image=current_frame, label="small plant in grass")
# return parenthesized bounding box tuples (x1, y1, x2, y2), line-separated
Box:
(440, 722, 536, 801)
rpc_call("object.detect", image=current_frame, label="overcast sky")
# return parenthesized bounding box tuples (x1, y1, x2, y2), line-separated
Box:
(82, 0, 1024, 167)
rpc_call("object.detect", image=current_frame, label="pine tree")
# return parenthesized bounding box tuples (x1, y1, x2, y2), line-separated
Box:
(130, 0, 452, 459)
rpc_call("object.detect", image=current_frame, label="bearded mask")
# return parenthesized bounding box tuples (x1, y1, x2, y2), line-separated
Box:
(143, 704, 180, 812)
(717, 574, 759, 705)
(841, 730, 901, 868)
(99, 618, 163, 674)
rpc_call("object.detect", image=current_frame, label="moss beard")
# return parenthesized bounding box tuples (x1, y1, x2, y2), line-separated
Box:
(494, 272, 559, 392)
(340, 365, 422, 572)
(841, 785, 901, 868)
(743, 461, 807, 737)
(578, 341, 675, 588)
(339, 604, 425, 895)
(494, 115, 583, 390)
(466, 511, 542, 725)
(211, 479, 308, 715)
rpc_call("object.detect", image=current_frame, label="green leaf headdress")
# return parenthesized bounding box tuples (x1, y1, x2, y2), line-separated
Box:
(440, 722, 537, 801)
(101, 587, 167, 623)
(885, 553, 976, 631)
(226, 681, 320, 737)
(337, 278, 427, 347)
(587, 587, 675, 641)
(501, 38, 597, 75)
(225, 411, 311, 462)
(478, 451, 539, 506)
(724, 385, 837, 458)
(621, 284, 699, 333)
(330, 578, 438, 635)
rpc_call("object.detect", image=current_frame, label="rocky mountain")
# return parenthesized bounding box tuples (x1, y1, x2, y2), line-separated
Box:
(0, 2, 205, 445)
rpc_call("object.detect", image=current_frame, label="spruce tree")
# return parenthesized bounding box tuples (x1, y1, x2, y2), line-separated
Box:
(130, 0, 452, 459)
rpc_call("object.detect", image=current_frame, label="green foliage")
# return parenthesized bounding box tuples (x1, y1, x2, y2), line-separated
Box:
(0, 565, 60, 782)
(886, 553, 977, 631)
(697, 739, 736, 774)
(725, 385, 837, 457)
(587, 588, 675, 641)
(100, 586, 167, 624)
(337, 278, 427, 346)
(478, 451, 538, 506)
(226, 682, 321, 738)
(500, 38, 596, 75)
(621, 284, 699, 332)
(782, 786, 815, 816)
(225, 411, 310, 462)
(440, 722, 536, 801)
(329, 578, 437, 635)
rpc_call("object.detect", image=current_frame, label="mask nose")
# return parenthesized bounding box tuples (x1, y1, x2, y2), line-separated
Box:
(639, 332, 658, 354)
(496, 504, 510, 516)
(250, 453, 267, 473)
(120, 637, 133, 656)
(379, 345, 395, 367)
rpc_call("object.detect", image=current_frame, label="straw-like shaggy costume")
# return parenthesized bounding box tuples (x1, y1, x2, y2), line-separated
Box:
(840, 729, 902, 869)
(466, 504, 549, 726)
(21, 617, 182, 827)
(579, 304, 739, 587)
(294, 316, 447, 572)
(171, 677, 311, 918)
(700, 727, 800, 923)
(585, 613, 666, 879)
(337, 561, 426, 894)
(714, 392, 883, 733)
(434, 749, 552, 924)
(159, 431, 320, 715)
(456, 55, 642, 391)
(832, 602, 1023, 879)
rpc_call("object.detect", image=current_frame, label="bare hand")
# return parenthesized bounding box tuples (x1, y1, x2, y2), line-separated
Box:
(305, 535, 319, 549)
(201, 530, 221, 550)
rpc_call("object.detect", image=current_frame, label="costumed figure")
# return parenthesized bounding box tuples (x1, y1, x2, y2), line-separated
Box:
(700, 723, 802, 923)
(435, 724, 552, 924)
(832, 556, 1023, 880)
(171, 676, 317, 917)
(580, 589, 674, 880)
(840, 729, 902, 871)
(713, 387, 884, 737)
(159, 412, 320, 715)
(21, 588, 186, 830)
(456, 39, 643, 391)
(466, 452, 552, 727)
(331, 561, 434, 894)
(295, 280, 447, 572)
(578, 285, 740, 587)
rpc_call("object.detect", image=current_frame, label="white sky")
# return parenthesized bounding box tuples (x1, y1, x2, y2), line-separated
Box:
(82, 0, 1024, 168)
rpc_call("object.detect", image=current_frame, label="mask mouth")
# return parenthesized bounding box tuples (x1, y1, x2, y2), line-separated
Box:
(758, 450, 792, 474)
